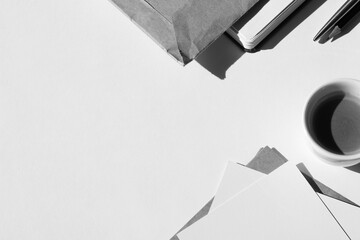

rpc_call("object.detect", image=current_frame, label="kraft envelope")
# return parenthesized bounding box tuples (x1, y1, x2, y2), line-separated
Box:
(110, 0, 259, 65)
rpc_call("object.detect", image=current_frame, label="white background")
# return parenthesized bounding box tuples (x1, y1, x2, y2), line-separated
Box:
(1, 0, 360, 239)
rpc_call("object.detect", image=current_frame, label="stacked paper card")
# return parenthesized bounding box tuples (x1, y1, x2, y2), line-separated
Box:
(226, 0, 306, 51)
(171, 147, 360, 240)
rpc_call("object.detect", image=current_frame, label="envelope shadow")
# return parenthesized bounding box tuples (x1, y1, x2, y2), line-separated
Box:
(196, 34, 245, 79)
(170, 197, 214, 240)
(258, 0, 327, 50)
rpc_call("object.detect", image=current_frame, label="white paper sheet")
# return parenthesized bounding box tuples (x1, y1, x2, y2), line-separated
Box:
(178, 163, 349, 240)
(319, 194, 360, 239)
(210, 161, 360, 239)
(210, 162, 264, 210)
(306, 162, 360, 206)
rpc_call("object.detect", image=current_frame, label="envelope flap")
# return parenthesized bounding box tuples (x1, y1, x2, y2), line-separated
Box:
(111, 0, 258, 64)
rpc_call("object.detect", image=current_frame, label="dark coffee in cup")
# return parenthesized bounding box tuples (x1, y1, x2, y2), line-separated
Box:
(309, 93, 360, 155)
(304, 79, 360, 166)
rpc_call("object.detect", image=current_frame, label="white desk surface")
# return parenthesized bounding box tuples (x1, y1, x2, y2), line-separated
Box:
(1, 0, 360, 239)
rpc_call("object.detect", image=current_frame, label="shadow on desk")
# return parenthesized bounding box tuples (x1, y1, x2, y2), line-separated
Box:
(195, 0, 327, 79)
(196, 34, 245, 80)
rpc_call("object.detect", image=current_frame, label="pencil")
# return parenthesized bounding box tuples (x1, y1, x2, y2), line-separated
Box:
(328, 0, 360, 39)
(313, 0, 360, 41)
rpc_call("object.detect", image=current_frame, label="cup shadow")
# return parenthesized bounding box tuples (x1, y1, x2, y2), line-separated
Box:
(346, 162, 360, 174)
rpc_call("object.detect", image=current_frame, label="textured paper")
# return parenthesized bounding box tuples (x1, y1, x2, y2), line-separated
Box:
(110, 0, 258, 65)
(178, 163, 349, 240)
(246, 146, 287, 174)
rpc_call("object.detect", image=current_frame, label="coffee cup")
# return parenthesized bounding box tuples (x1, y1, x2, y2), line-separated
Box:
(304, 78, 360, 167)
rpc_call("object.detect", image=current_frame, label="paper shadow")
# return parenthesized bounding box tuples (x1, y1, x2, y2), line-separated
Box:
(170, 197, 214, 240)
(297, 163, 359, 207)
(331, 12, 360, 42)
(258, 0, 327, 50)
(195, 34, 245, 79)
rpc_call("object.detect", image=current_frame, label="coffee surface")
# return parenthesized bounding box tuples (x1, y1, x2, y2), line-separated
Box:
(311, 94, 360, 155)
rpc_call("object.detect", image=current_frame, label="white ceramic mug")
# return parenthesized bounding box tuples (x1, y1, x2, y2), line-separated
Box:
(304, 78, 360, 167)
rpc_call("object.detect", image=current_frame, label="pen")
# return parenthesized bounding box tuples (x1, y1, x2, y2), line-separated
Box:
(313, 0, 360, 41)
(328, 0, 360, 39)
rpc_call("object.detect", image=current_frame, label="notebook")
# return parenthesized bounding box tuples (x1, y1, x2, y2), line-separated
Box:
(227, 0, 306, 51)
